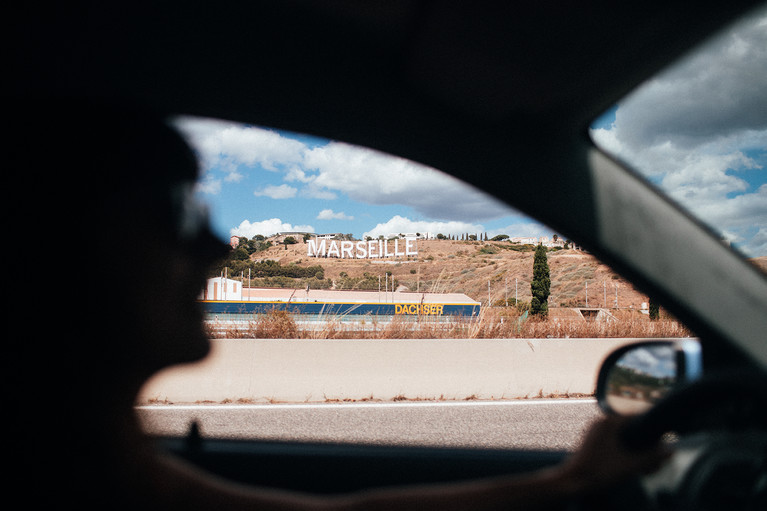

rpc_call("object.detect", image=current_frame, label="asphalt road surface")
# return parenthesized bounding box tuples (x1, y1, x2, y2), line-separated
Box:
(137, 398, 601, 451)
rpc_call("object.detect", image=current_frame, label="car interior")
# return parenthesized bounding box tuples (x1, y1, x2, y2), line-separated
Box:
(13, 1, 767, 509)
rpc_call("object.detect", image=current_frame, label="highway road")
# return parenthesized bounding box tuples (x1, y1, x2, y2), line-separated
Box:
(137, 398, 601, 451)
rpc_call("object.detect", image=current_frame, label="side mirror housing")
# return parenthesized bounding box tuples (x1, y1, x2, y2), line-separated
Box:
(596, 339, 702, 416)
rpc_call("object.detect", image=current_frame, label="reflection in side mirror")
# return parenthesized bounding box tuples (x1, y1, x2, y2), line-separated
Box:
(596, 339, 702, 415)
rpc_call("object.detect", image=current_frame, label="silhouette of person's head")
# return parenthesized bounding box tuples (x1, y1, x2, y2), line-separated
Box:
(16, 98, 228, 402)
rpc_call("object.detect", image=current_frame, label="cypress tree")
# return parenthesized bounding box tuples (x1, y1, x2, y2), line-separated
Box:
(649, 298, 660, 320)
(530, 244, 551, 316)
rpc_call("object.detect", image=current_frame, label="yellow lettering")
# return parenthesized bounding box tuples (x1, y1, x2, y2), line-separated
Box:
(394, 303, 444, 315)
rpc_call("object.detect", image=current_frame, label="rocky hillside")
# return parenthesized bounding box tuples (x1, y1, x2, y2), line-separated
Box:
(250, 239, 661, 309)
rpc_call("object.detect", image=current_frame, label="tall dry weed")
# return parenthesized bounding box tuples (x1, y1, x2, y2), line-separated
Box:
(207, 307, 693, 339)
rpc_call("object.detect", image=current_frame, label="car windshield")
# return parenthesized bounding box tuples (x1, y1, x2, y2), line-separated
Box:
(590, 4, 767, 261)
(137, 6, 764, 451)
(136, 115, 695, 450)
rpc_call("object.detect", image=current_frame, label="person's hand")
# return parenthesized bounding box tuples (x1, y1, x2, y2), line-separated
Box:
(557, 414, 673, 494)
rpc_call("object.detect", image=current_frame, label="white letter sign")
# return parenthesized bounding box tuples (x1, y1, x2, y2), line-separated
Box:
(308, 237, 418, 259)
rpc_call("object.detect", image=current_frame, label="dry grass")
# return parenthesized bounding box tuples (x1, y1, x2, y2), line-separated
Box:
(237, 241, 766, 315)
(249, 240, 655, 309)
(219, 310, 299, 338)
(205, 307, 693, 339)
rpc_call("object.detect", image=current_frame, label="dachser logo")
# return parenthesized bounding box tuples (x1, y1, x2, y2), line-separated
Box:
(394, 304, 445, 315)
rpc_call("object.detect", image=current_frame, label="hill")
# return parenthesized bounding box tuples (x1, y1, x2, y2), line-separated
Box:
(242, 240, 767, 310)
(246, 239, 655, 310)
(752, 256, 767, 274)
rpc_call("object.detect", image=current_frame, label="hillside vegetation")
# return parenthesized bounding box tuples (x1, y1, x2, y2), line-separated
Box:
(209, 239, 767, 339)
(221, 238, 655, 310)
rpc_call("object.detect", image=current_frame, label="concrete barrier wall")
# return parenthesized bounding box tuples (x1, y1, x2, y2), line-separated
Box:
(138, 338, 644, 404)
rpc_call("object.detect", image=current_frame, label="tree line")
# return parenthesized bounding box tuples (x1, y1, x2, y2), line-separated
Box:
(210, 235, 325, 281)
(213, 235, 556, 316)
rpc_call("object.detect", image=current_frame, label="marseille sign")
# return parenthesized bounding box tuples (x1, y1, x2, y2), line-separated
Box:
(307, 238, 417, 259)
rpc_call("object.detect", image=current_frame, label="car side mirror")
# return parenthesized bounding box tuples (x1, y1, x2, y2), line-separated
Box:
(596, 339, 702, 415)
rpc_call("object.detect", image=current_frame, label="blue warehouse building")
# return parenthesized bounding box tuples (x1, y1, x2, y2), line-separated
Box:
(199, 278, 481, 320)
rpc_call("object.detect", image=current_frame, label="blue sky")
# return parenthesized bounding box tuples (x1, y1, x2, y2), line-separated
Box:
(173, 117, 550, 244)
(617, 345, 677, 379)
(173, 6, 766, 257)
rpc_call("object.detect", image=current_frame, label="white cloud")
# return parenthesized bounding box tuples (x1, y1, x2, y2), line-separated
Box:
(589, 6, 767, 256)
(174, 117, 514, 223)
(230, 218, 314, 238)
(299, 184, 337, 200)
(363, 215, 484, 238)
(254, 184, 297, 199)
(284, 166, 313, 183)
(195, 175, 221, 195)
(175, 117, 306, 172)
(303, 141, 513, 221)
(224, 170, 245, 183)
(599, 10, 767, 152)
(317, 209, 354, 220)
(488, 221, 554, 240)
(746, 227, 767, 257)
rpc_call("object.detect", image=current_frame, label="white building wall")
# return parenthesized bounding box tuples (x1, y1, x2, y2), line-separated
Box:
(200, 277, 243, 301)
(510, 236, 538, 245)
(386, 232, 432, 240)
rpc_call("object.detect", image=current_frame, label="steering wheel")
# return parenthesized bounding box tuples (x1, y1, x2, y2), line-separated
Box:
(580, 372, 767, 511)
(620, 371, 767, 451)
